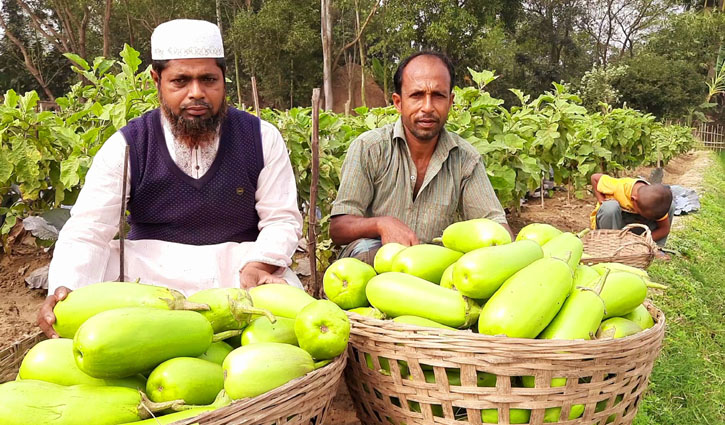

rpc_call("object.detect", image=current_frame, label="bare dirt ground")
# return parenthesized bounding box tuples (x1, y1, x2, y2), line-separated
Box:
(0, 150, 714, 424)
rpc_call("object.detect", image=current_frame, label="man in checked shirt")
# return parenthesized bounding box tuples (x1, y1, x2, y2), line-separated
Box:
(330, 51, 512, 264)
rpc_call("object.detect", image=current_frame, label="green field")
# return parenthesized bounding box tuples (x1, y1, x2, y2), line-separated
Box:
(634, 153, 725, 425)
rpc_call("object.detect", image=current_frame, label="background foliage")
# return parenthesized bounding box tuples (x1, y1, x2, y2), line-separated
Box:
(0, 48, 696, 263)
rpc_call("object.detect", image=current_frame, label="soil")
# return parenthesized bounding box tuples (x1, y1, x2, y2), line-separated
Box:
(331, 63, 388, 114)
(0, 150, 713, 424)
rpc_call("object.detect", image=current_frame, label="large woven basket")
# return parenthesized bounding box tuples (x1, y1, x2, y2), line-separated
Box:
(344, 303, 665, 425)
(580, 223, 658, 269)
(0, 331, 347, 425)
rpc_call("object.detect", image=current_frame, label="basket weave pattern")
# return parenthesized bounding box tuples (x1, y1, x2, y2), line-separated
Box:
(0, 331, 347, 425)
(344, 305, 665, 425)
(581, 224, 658, 269)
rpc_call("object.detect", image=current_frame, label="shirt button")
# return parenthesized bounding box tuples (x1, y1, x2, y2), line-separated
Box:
(410, 175, 416, 181)
(196, 165, 200, 170)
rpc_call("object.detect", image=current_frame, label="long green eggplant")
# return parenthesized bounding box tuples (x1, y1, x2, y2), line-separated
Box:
(597, 317, 643, 339)
(0, 380, 183, 425)
(441, 218, 512, 252)
(374, 242, 407, 274)
(241, 316, 298, 346)
(592, 262, 668, 289)
(581, 271, 647, 318)
(348, 307, 386, 319)
(53, 282, 209, 338)
(538, 280, 606, 341)
(188, 288, 275, 332)
(541, 232, 583, 271)
(391, 244, 463, 283)
(366, 272, 481, 328)
(478, 257, 572, 338)
(120, 390, 231, 424)
(392, 315, 456, 330)
(515, 223, 562, 246)
(421, 369, 496, 387)
(147, 357, 224, 405)
(573, 264, 601, 289)
(439, 263, 455, 289)
(198, 341, 234, 365)
(74, 307, 214, 378)
(452, 240, 543, 299)
(482, 408, 531, 424)
(622, 304, 655, 329)
(223, 342, 315, 399)
(248, 283, 315, 318)
(18, 338, 146, 389)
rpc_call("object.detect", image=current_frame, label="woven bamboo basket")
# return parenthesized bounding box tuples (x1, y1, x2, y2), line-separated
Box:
(580, 224, 658, 269)
(344, 303, 665, 425)
(0, 331, 347, 425)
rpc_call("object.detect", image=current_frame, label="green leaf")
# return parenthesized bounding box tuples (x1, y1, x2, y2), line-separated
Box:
(60, 157, 81, 188)
(3, 89, 19, 108)
(0, 149, 13, 184)
(63, 53, 90, 71)
(120, 44, 142, 74)
(111, 102, 128, 129)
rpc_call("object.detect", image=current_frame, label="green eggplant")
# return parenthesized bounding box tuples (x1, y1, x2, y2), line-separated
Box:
(583, 271, 647, 318)
(391, 244, 463, 283)
(452, 240, 543, 299)
(198, 341, 234, 365)
(421, 369, 496, 387)
(364, 353, 410, 377)
(0, 380, 183, 425)
(592, 263, 668, 289)
(74, 307, 214, 378)
(348, 307, 386, 319)
(53, 281, 209, 338)
(597, 317, 643, 339)
(241, 316, 298, 346)
(366, 272, 481, 328)
(392, 315, 456, 330)
(188, 288, 275, 332)
(441, 218, 512, 253)
(248, 283, 315, 318)
(478, 257, 572, 338)
(439, 263, 455, 289)
(573, 264, 601, 289)
(223, 343, 315, 399)
(121, 390, 231, 424)
(542, 232, 583, 271)
(621, 304, 655, 329)
(18, 338, 146, 389)
(374, 242, 407, 274)
(515, 223, 562, 246)
(482, 408, 531, 424)
(146, 357, 224, 405)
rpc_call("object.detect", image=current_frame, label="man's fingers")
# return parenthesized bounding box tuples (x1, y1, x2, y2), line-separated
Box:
(55, 286, 71, 301)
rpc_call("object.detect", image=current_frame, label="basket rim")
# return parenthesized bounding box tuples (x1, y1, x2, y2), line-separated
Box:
(346, 302, 664, 349)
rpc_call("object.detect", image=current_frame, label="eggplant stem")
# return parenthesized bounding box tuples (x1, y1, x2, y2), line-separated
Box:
(212, 329, 243, 342)
(314, 359, 334, 369)
(595, 269, 611, 296)
(240, 305, 277, 324)
(172, 390, 232, 411)
(139, 391, 186, 418)
(179, 300, 211, 311)
(645, 280, 668, 290)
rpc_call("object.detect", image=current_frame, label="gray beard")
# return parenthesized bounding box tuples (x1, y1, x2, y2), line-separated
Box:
(160, 95, 227, 149)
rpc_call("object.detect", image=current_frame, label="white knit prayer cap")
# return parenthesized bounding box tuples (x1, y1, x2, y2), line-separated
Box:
(151, 19, 224, 60)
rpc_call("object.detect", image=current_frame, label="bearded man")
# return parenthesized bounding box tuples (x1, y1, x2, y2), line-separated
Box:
(38, 20, 302, 337)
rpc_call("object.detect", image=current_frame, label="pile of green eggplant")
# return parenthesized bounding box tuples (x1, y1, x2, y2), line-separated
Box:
(323, 218, 664, 424)
(1, 283, 350, 425)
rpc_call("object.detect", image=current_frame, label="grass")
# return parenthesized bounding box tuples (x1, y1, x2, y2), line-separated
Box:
(633, 152, 725, 425)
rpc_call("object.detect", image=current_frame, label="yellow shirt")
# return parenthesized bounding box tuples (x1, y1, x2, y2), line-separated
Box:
(590, 175, 664, 229)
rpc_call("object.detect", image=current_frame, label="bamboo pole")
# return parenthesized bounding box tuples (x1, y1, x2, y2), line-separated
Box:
(308, 88, 321, 298)
(251, 75, 260, 117)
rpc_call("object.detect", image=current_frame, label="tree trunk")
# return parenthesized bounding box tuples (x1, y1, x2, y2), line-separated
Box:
(0, 14, 55, 100)
(355, 0, 366, 107)
(235, 51, 243, 106)
(124, 0, 135, 47)
(216, 0, 223, 33)
(321, 0, 334, 110)
(103, 0, 113, 57)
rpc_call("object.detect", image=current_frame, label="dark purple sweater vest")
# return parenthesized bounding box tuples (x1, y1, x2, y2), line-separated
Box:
(120, 107, 263, 245)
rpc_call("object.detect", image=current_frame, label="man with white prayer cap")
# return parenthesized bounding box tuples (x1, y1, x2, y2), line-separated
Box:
(38, 19, 303, 337)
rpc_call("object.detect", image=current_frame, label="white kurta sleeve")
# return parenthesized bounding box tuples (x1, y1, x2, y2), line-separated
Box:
(239, 120, 303, 270)
(47, 132, 130, 293)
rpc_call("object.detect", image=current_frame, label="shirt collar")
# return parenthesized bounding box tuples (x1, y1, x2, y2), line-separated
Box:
(393, 118, 457, 156)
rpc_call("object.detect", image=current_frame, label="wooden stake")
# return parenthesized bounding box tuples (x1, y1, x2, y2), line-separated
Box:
(251, 75, 260, 116)
(541, 172, 545, 208)
(309, 88, 321, 297)
(117, 145, 129, 282)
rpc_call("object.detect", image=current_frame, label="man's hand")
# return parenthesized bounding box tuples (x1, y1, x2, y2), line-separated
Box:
(239, 262, 287, 289)
(37, 286, 72, 338)
(376, 216, 419, 246)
